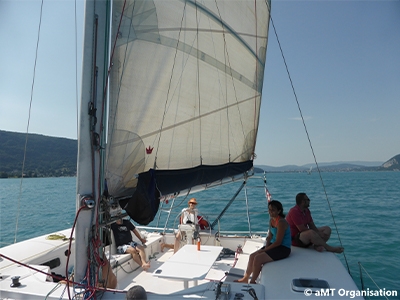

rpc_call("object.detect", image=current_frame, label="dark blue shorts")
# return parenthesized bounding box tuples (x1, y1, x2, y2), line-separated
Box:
(264, 245, 291, 261)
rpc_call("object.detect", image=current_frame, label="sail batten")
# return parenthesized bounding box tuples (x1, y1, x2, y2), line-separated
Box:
(106, 0, 271, 210)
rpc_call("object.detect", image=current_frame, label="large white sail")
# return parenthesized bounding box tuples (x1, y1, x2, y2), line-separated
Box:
(105, 0, 271, 222)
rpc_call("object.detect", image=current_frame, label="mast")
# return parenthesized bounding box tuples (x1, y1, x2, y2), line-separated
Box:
(75, 0, 110, 283)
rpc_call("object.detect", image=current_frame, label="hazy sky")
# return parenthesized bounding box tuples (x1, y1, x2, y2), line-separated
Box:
(1, 0, 399, 167)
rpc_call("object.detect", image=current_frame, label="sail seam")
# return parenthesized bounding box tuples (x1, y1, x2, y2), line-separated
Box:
(108, 95, 258, 149)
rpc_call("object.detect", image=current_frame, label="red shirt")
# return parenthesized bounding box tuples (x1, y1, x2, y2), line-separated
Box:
(286, 205, 314, 238)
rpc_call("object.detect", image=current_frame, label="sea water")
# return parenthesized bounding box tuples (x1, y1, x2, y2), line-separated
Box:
(1, 172, 399, 298)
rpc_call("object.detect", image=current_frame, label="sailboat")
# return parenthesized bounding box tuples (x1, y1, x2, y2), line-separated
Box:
(0, 0, 362, 299)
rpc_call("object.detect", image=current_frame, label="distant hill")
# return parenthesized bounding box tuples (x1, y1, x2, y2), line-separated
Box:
(0, 130, 77, 178)
(256, 155, 400, 173)
(1, 130, 398, 178)
(379, 154, 400, 171)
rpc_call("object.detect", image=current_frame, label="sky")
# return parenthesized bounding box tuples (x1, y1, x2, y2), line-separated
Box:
(0, 0, 399, 167)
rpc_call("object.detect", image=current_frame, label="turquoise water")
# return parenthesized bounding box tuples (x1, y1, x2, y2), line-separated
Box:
(1, 172, 399, 298)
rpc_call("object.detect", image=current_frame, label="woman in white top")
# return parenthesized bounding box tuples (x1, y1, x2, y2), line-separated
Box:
(161, 198, 199, 253)
(180, 198, 199, 225)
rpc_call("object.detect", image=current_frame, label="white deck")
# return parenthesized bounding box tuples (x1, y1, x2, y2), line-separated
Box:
(0, 228, 362, 299)
(225, 239, 362, 299)
(261, 247, 362, 299)
(153, 244, 223, 288)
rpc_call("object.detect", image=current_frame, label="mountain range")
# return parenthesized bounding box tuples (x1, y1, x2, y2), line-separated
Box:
(1, 130, 399, 178)
(254, 158, 399, 173)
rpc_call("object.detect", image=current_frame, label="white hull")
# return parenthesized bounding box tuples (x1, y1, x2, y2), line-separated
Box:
(0, 227, 362, 299)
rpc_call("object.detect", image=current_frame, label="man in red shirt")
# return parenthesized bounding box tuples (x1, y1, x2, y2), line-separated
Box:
(286, 193, 343, 253)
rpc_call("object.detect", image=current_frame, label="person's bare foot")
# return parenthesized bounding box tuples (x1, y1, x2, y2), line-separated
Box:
(326, 245, 344, 253)
(314, 245, 324, 252)
(234, 277, 249, 283)
(331, 247, 344, 253)
(142, 262, 150, 271)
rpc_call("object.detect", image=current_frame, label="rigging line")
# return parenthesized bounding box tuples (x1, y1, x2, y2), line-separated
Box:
(155, 1, 188, 163)
(214, 0, 231, 162)
(253, 0, 259, 157)
(94, 1, 117, 279)
(97, 3, 113, 228)
(212, 1, 246, 160)
(105, 0, 127, 141)
(14, 0, 45, 244)
(0, 253, 80, 286)
(65, 205, 86, 300)
(195, 0, 202, 162)
(358, 262, 389, 299)
(213, 1, 232, 160)
(88, 6, 122, 270)
(267, 3, 351, 274)
(211, 179, 247, 229)
(87, 10, 104, 289)
(74, 0, 79, 139)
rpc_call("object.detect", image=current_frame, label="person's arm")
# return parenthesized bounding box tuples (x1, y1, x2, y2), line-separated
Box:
(194, 209, 199, 225)
(180, 208, 189, 224)
(291, 209, 310, 233)
(131, 223, 146, 244)
(132, 228, 146, 244)
(295, 223, 310, 232)
(265, 228, 273, 246)
(308, 221, 318, 232)
(307, 221, 325, 238)
(264, 220, 288, 251)
(304, 210, 322, 236)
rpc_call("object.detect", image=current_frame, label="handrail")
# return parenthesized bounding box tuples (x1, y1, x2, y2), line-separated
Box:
(358, 262, 390, 300)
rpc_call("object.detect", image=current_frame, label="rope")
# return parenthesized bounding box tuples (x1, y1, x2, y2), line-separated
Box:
(46, 233, 70, 241)
(117, 261, 140, 274)
(44, 281, 68, 300)
(267, 5, 351, 275)
(0, 253, 68, 283)
(65, 205, 85, 300)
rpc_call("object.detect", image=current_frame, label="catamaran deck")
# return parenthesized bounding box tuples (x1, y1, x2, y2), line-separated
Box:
(0, 228, 362, 299)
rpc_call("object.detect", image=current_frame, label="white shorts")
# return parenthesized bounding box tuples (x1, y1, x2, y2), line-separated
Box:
(117, 241, 138, 254)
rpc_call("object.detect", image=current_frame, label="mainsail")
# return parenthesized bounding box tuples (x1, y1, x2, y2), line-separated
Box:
(105, 0, 271, 223)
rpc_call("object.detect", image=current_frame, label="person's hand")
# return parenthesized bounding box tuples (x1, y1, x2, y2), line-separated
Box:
(140, 237, 147, 244)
